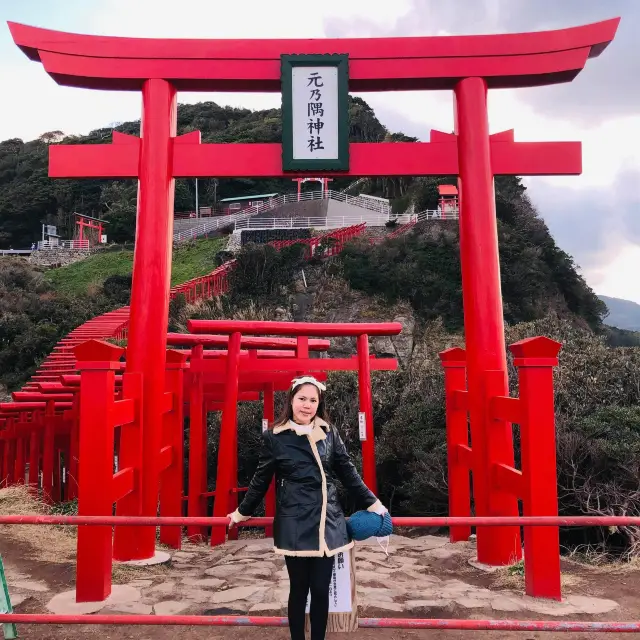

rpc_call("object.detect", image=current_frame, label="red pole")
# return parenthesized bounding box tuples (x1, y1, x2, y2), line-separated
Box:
(439, 347, 471, 542)
(1, 614, 639, 632)
(67, 398, 80, 500)
(42, 403, 55, 502)
(263, 383, 275, 538)
(357, 334, 377, 494)
(112, 372, 143, 560)
(187, 345, 207, 542)
(52, 447, 61, 501)
(123, 78, 177, 559)
(211, 331, 242, 546)
(15, 437, 26, 484)
(511, 337, 562, 600)
(0, 441, 4, 488)
(159, 350, 188, 549)
(454, 77, 521, 565)
(1, 437, 10, 487)
(75, 347, 120, 603)
(61, 441, 71, 501)
(4, 514, 640, 528)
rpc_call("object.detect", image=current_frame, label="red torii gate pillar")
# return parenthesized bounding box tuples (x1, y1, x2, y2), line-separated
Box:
(455, 78, 520, 563)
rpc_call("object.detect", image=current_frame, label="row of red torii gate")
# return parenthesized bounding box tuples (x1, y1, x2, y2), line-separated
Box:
(0, 16, 620, 607)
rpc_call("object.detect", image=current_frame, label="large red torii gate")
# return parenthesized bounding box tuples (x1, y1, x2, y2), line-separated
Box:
(8, 18, 619, 568)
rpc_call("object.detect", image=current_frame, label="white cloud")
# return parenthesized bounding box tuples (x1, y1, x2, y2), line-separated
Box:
(590, 244, 640, 303)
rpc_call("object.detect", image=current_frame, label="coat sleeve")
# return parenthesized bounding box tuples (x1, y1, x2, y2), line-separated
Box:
(331, 426, 378, 510)
(237, 430, 276, 517)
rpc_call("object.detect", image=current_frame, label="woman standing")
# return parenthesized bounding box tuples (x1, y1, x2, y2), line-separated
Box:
(228, 375, 387, 640)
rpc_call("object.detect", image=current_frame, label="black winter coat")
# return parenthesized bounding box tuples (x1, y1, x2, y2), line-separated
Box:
(237, 418, 378, 557)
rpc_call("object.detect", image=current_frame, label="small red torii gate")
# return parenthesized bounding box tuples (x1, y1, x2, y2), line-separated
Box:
(180, 320, 400, 546)
(75, 213, 107, 246)
(8, 18, 619, 572)
(293, 176, 332, 200)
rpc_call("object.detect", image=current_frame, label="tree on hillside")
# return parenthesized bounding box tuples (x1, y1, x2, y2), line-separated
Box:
(99, 182, 137, 243)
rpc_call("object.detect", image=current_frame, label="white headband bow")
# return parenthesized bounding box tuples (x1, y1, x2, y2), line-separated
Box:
(291, 376, 326, 392)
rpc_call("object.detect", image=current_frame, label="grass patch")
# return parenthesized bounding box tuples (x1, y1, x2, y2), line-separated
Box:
(44, 246, 133, 295)
(0, 486, 76, 564)
(0, 486, 172, 583)
(44, 238, 227, 295)
(170, 237, 226, 286)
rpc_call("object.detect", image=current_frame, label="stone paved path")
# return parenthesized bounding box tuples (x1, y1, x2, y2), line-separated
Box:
(5, 534, 619, 618)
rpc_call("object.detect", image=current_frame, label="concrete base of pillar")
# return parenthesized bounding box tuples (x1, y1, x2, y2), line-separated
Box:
(115, 550, 171, 567)
(46, 585, 141, 614)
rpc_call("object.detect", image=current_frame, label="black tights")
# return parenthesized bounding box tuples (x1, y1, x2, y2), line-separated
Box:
(285, 555, 335, 640)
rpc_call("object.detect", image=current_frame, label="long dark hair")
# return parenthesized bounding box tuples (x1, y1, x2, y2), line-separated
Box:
(272, 380, 330, 429)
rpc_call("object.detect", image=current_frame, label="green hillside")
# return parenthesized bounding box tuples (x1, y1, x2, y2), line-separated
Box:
(45, 237, 226, 296)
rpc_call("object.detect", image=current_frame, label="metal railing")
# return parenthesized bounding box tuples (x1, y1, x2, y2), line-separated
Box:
(231, 206, 458, 232)
(176, 189, 392, 220)
(0, 249, 32, 256)
(415, 208, 459, 221)
(37, 240, 90, 250)
(234, 213, 416, 231)
(0, 515, 639, 633)
(172, 210, 259, 244)
(340, 176, 369, 194)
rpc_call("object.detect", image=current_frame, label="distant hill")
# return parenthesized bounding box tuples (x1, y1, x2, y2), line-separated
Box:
(599, 295, 640, 331)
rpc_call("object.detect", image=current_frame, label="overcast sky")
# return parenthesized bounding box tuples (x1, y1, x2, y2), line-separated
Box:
(1, 0, 638, 302)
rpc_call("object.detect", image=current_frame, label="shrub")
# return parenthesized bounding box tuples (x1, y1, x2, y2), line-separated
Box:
(102, 274, 132, 303)
(229, 242, 306, 299)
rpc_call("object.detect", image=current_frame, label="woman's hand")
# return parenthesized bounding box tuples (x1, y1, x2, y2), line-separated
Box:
(367, 500, 388, 516)
(227, 509, 250, 529)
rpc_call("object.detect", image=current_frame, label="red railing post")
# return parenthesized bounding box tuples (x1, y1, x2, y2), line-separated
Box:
(510, 336, 562, 600)
(67, 397, 80, 500)
(54, 444, 63, 501)
(211, 331, 242, 546)
(187, 344, 207, 542)
(42, 401, 55, 502)
(357, 333, 377, 494)
(484, 369, 522, 564)
(159, 349, 188, 549)
(439, 347, 472, 542)
(29, 415, 43, 492)
(112, 370, 144, 561)
(0, 438, 6, 488)
(61, 440, 71, 501)
(263, 382, 275, 538)
(15, 436, 26, 484)
(74, 339, 123, 603)
(6, 423, 16, 487)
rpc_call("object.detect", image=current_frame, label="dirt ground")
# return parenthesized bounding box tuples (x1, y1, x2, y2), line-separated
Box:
(3, 531, 640, 640)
